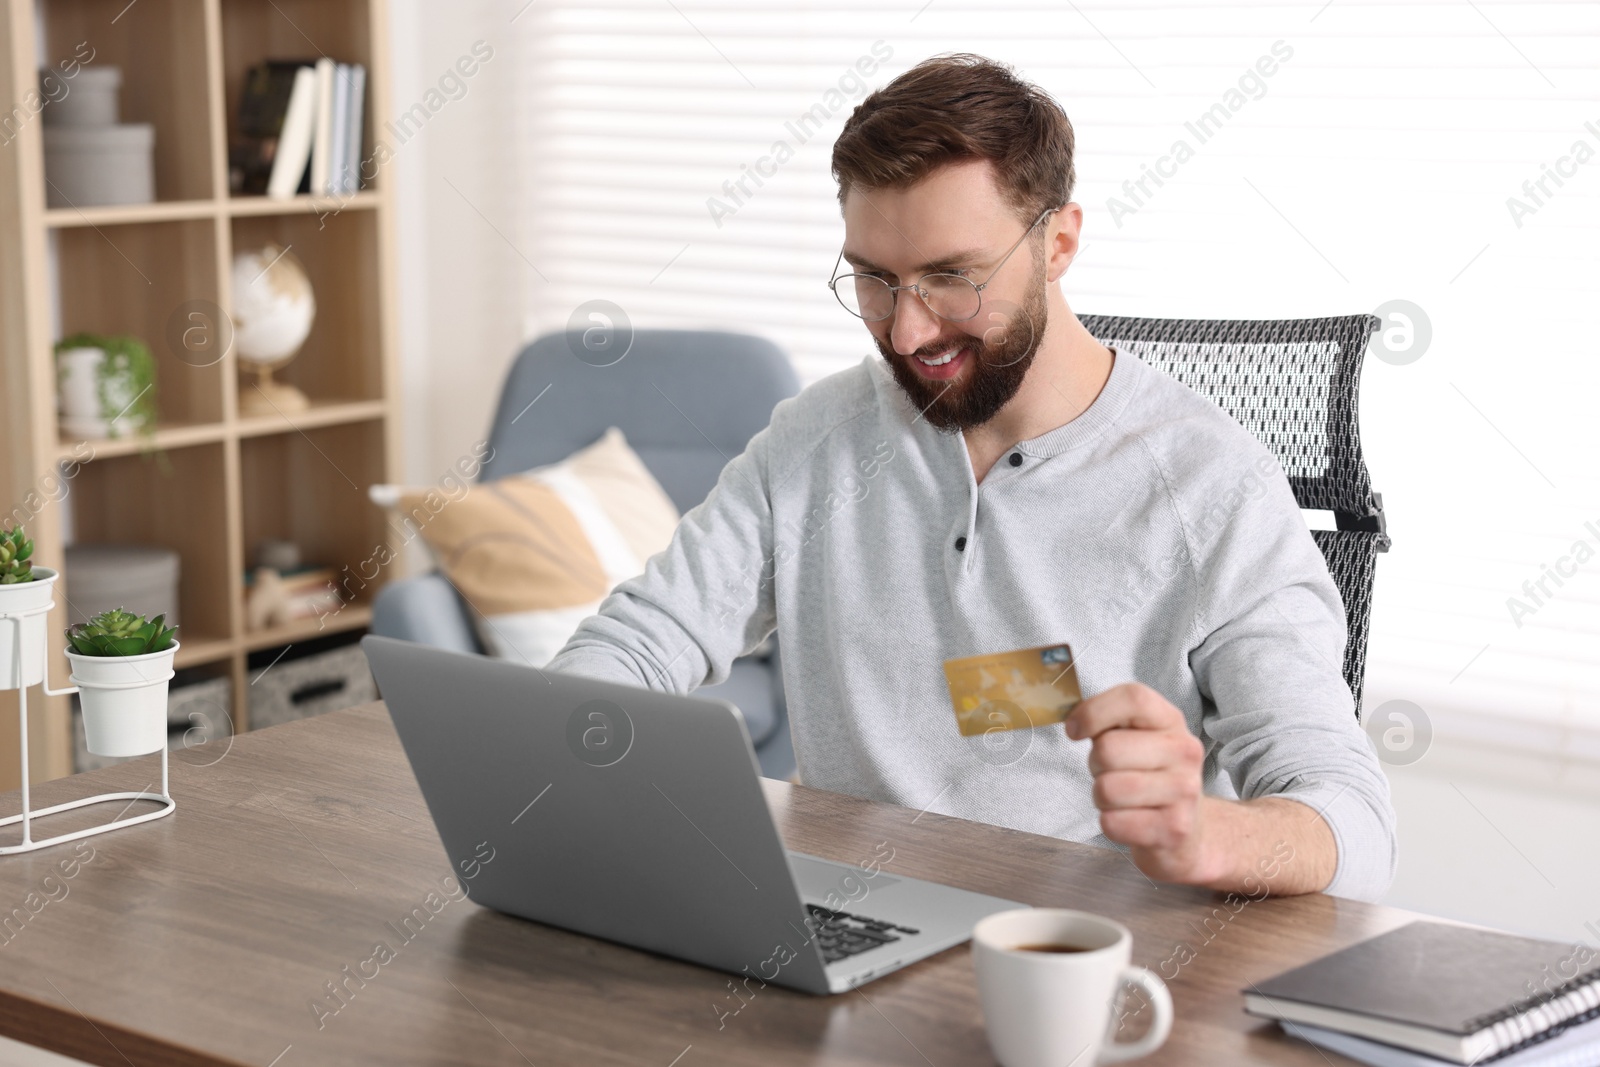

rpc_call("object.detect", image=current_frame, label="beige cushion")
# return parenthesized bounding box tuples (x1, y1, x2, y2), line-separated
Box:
(400, 427, 679, 665)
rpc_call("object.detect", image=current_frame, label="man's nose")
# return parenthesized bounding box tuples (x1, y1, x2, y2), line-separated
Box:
(889, 287, 944, 356)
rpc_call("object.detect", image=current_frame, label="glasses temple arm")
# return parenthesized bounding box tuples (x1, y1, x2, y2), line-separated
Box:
(828, 246, 846, 287)
(974, 205, 1060, 291)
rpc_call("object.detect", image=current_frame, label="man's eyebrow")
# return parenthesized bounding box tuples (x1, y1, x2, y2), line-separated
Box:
(840, 247, 988, 274)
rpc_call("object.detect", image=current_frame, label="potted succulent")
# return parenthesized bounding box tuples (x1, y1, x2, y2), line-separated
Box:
(0, 526, 57, 690)
(54, 332, 158, 440)
(65, 607, 179, 757)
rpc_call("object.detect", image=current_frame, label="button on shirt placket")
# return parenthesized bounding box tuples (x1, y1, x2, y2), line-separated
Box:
(951, 438, 981, 578)
(954, 443, 1029, 576)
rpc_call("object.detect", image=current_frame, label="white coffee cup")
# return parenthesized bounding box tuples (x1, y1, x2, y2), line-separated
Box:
(973, 908, 1172, 1066)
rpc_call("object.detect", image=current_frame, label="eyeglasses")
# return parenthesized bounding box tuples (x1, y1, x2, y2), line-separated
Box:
(828, 206, 1056, 323)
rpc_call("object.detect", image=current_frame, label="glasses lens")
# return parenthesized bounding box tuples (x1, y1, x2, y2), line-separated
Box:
(836, 274, 894, 320)
(919, 274, 982, 322)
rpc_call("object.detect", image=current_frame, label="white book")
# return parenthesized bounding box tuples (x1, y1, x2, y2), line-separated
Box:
(266, 65, 317, 199)
(309, 56, 336, 196)
(329, 63, 351, 197)
(342, 65, 367, 195)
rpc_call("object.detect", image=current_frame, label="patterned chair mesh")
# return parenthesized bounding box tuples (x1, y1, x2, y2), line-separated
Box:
(1079, 314, 1389, 716)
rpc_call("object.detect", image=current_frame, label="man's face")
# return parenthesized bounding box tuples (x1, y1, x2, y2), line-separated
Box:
(839, 159, 1049, 432)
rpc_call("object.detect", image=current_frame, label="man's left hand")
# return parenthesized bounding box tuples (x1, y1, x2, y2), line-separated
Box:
(1063, 682, 1339, 895)
(1064, 682, 1219, 884)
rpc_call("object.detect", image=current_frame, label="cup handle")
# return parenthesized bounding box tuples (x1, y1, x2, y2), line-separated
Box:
(1097, 966, 1172, 1063)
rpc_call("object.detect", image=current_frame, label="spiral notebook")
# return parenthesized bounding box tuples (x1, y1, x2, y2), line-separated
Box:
(1243, 922, 1600, 1065)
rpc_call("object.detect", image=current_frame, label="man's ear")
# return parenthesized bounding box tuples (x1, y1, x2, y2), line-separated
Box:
(1046, 202, 1084, 283)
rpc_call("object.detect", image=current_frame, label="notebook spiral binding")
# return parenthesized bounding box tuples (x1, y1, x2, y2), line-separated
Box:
(1471, 964, 1600, 1064)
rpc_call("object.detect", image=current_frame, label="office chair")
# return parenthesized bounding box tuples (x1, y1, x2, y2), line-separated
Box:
(1079, 313, 1389, 718)
(372, 329, 802, 777)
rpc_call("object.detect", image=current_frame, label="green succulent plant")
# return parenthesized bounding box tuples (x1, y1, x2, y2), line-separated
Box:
(0, 527, 35, 584)
(65, 608, 178, 657)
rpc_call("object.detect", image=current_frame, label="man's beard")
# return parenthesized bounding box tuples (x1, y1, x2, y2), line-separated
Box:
(875, 273, 1048, 433)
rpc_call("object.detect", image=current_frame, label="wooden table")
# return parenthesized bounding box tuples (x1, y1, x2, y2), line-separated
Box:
(0, 702, 1410, 1066)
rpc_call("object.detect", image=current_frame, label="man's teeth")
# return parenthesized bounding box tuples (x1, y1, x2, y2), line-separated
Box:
(917, 348, 960, 366)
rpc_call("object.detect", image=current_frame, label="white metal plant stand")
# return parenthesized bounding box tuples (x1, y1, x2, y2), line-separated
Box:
(0, 598, 174, 854)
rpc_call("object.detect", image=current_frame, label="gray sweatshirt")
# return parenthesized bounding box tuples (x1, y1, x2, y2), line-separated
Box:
(547, 347, 1398, 902)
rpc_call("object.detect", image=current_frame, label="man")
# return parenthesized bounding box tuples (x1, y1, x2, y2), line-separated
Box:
(549, 53, 1397, 901)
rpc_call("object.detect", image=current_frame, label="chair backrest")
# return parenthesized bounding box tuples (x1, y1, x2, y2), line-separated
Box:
(1079, 313, 1389, 716)
(480, 328, 802, 515)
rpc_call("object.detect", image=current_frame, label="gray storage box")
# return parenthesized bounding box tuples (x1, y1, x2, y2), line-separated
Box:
(166, 674, 231, 730)
(63, 543, 179, 627)
(248, 642, 377, 731)
(41, 66, 121, 127)
(43, 123, 154, 207)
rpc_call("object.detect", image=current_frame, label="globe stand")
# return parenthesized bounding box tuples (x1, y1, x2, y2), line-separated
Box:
(239, 362, 309, 418)
(1, 600, 176, 855)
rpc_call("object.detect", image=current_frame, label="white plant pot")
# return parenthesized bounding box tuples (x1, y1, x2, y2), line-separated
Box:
(57, 345, 139, 439)
(0, 568, 57, 690)
(68, 641, 178, 757)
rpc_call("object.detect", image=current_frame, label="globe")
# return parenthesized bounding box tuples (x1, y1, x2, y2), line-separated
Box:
(231, 243, 315, 416)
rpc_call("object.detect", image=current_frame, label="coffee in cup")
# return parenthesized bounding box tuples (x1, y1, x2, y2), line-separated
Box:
(972, 908, 1172, 1066)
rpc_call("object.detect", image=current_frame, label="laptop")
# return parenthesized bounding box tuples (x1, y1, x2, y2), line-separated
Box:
(362, 635, 1027, 994)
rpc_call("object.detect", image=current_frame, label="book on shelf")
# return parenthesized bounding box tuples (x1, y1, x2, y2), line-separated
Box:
(266, 64, 317, 198)
(245, 566, 343, 624)
(1244, 921, 1600, 1065)
(229, 60, 309, 196)
(309, 57, 335, 197)
(340, 65, 367, 196)
(329, 63, 351, 199)
(236, 57, 367, 200)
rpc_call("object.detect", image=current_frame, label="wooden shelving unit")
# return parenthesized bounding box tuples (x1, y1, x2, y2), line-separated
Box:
(0, 0, 400, 789)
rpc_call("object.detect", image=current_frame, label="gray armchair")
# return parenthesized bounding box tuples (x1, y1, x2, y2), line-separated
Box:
(371, 329, 802, 778)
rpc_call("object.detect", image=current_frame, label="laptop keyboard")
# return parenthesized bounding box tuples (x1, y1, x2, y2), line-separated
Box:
(805, 904, 921, 964)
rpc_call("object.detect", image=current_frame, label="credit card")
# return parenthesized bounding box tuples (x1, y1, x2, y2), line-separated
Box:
(942, 643, 1082, 737)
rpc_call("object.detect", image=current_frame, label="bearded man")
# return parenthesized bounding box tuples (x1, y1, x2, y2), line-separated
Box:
(548, 53, 1397, 902)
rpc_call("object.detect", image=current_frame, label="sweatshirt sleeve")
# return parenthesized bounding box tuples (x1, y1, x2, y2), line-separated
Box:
(544, 423, 779, 694)
(1180, 447, 1399, 903)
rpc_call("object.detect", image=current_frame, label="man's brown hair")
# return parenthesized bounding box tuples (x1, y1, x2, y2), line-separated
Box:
(831, 53, 1075, 224)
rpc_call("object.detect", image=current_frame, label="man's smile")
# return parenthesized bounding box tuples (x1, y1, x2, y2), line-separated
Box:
(908, 342, 972, 380)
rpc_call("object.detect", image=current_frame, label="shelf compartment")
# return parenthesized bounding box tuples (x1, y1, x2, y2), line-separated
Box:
(39, 0, 218, 204)
(229, 208, 385, 404)
(239, 419, 390, 628)
(67, 442, 234, 646)
(220, 0, 377, 195)
(54, 216, 227, 426)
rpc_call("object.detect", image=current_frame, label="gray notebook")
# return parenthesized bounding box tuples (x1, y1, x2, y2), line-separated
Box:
(1243, 922, 1600, 1064)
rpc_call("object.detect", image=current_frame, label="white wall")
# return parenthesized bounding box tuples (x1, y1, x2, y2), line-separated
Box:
(388, 0, 530, 488)
(1383, 740, 1600, 945)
